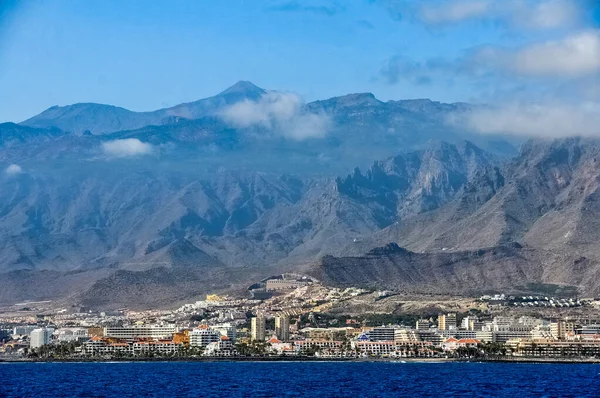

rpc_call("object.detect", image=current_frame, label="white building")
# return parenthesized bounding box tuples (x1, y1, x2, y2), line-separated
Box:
(352, 341, 434, 357)
(14, 326, 37, 336)
(416, 320, 430, 331)
(461, 317, 484, 331)
(368, 327, 396, 342)
(438, 313, 457, 330)
(204, 336, 236, 357)
(251, 315, 266, 341)
(265, 279, 310, 291)
(54, 328, 89, 343)
(131, 340, 181, 355)
(442, 337, 481, 351)
(487, 317, 541, 342)
(268, 336, 295, 355)
(30, 328, 54, 348)
(103, 324, 177, 341)
(211, 323, 237, 342)
(275, 316, 290, 342)
(190, 328, 221, 348)
(294, 339, 343, 353)
(394, 329, 421, 344)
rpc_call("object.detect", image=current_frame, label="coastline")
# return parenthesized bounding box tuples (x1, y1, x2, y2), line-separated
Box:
(2, 356, 600, 364)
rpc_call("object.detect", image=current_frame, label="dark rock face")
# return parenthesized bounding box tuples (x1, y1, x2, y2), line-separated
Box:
(311, 244, 537, 295)
(335, 141, 496, 227)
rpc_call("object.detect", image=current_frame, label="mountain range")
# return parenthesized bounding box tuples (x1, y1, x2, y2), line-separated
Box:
(2, 82, 597, 309)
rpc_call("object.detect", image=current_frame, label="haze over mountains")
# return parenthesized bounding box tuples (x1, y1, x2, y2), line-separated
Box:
(2, 81, 598, 308)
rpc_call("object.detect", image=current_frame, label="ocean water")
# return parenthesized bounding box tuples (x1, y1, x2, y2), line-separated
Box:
(1, 361, 599, 397)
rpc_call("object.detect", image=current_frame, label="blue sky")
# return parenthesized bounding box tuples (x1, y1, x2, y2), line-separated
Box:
(0, 0, 599, 126)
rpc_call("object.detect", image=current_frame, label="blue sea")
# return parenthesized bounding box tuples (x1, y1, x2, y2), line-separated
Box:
(1, 361, 599, 397)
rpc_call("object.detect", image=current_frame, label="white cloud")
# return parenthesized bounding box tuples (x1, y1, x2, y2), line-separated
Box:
(511, 30, 600, 77)
(420, 0, 491, 24)
(417, 0, 582, 29)
(455, 101, 600, 137)
(519, 0, 581, 29)
(463, 30, 600, 79)
(219, 91, 331, 140)
(101, 139, 153, 157)
(5, 164, 23, 176)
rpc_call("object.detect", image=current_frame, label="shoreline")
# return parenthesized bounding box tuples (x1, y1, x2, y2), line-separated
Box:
(2, 356, 600, 364)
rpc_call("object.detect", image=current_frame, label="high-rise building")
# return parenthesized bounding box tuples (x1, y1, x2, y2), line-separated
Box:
(416, 319, 430, 331)
(251, 315, 266, 341)
(461, 316, 484, 331)
(275, 315, 290, 342)
(438, 313, 457, 330)
(368, 327, 396, 342)
(551, 321, 575, 340)
(30, 328, 53, 349)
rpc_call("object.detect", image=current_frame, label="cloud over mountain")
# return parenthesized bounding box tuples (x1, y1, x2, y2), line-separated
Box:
(101, 139, 153, 157)
(382, 30, 600, 85)
(455, 101, 600, 138)
(378, 0, 599, 141)
(219, 91, 331, 140)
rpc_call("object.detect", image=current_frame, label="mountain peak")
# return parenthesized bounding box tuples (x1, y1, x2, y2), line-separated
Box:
(337, 92, 378, 103)
(218, 81, 265, 98)
(310, 92, 382, 110)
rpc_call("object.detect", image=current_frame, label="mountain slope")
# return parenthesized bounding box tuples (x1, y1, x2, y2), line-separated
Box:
(20, 103, 164, 136)
(20, 81, 266, 135)
(5, 137, 600, 306)
(0, 140, 498, 307)
(0, 123, 67, 148)
(321, 138, 600, 295)
(307, 242, 539, 295)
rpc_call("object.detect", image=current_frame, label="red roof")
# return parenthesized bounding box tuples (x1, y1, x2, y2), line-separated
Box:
(457, 338, 480, 344)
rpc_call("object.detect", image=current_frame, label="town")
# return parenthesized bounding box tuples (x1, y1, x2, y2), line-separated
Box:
(2, 274, 600, 362)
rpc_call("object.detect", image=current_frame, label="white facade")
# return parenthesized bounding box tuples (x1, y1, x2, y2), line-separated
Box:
(190, 328, 221, 347)
(14, 326, 37, 336)
(82, 338, 182, 356)
(204, 338, 236, 357)
(251, 316, 266, 341)
(265, 279, 309, 291)
(416, 320, 430, 331)
(54, 328, 88, 342)
(103, 324, 177, 340)
(275, 316, 290, 342)
(30, 328, 54, 348)
(394, 329, 421, 344)
(211, 323, 237, 342)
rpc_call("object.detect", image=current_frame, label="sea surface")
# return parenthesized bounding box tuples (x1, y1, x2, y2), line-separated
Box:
(1, 361, 599, 397)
